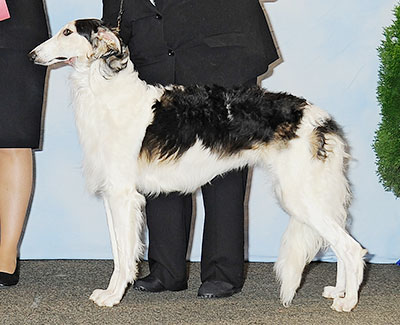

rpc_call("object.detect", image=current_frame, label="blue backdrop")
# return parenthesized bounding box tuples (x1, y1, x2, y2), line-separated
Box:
(20, 0, 400, 263)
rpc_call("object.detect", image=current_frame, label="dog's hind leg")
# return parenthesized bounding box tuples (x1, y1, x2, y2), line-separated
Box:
(274, 217, 323, 307)
(306, 219, 365, 312)
(270, 122, 365, 311)
(90, 189, 145, 307)
(274, 181, 365, 312)
(325, 231, 366, 312)
(302, 131, 366, 312)
(322, 247, 345, 299)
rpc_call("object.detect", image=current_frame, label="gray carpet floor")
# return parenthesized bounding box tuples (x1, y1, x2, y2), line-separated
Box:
(0, 260, 399, 324)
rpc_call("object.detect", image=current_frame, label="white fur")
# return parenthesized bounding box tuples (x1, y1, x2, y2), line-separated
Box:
(30, 21, 366, 311)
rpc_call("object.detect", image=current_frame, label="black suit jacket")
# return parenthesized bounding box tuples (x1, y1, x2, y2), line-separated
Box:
(102, 0, 278, 87)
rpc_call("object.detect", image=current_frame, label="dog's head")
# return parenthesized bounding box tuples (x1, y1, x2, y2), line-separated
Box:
(29, 19, 129, 76)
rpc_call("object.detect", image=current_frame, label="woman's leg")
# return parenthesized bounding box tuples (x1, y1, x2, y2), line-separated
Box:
(0, 148, 33, 273)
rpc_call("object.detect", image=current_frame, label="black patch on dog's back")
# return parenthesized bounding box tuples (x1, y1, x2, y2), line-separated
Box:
(141, 85, 307, 160)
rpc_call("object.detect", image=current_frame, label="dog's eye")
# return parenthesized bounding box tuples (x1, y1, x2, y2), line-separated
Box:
(63, 29, 73, 36)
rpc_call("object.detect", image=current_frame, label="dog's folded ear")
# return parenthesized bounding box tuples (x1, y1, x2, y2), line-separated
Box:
(91, 27, 130, 78)
(92, 27, 122, 56)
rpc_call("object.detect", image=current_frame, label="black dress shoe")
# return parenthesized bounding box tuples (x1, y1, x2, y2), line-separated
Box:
(0, 262, 19, 288)
(133, 274, 188, 292)
(197, 280, 241, 298)
(133, 275, 166, 292)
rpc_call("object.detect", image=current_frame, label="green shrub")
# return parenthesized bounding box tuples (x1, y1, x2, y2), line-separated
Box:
(374, 3, 400, 198)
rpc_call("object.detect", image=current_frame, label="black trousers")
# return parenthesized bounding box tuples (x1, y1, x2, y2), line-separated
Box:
(145, 168, 248, 290)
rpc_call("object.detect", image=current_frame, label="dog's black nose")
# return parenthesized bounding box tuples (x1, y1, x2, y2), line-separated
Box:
(28, 51, 37, 62)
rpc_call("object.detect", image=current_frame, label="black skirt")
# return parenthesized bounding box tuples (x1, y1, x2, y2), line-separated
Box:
(0, 0, 49, 149)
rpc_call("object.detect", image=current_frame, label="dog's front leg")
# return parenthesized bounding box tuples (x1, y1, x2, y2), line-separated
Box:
(90, 189, 145, 307)
(89, 197, 120, 303)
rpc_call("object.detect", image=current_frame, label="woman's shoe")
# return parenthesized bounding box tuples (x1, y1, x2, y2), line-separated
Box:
(197, 280, 241, 298)
(133, 274, 166, 292)
(0, 261, 19, 288)
(133, 274, 187, 292)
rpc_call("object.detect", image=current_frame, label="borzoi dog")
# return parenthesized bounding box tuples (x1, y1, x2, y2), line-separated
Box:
(29, 19, 366, 312)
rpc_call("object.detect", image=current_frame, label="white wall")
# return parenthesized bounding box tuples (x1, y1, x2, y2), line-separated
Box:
(20, 0, 400, 263)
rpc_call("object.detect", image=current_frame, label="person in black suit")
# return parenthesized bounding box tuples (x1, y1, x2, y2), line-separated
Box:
(102, 0, 278, 298)
(0, 0, 48, 287)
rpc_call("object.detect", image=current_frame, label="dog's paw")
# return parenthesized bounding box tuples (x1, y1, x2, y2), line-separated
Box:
(89, 289, 122, 307)
(280, 295, 295, 308)
(331, 296, 358, 312)
(322, 286, 345, 299)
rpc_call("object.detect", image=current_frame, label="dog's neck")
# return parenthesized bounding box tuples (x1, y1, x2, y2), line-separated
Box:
(70, 57, 163, 114)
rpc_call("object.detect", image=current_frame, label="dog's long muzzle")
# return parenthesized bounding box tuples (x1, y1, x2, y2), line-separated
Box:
(28, 49, 68, 65)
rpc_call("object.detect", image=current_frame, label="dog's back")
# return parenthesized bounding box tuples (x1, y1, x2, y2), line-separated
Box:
(141, 85, 307, 159)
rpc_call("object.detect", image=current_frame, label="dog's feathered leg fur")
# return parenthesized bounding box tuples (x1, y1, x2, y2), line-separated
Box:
(274, 218, 323, 306)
